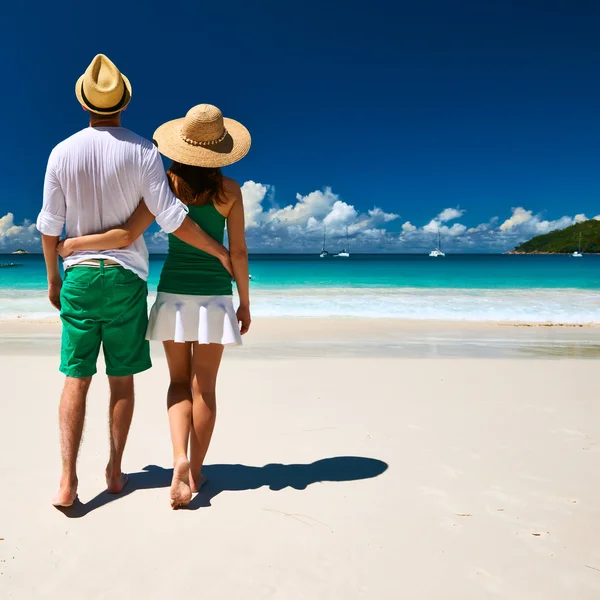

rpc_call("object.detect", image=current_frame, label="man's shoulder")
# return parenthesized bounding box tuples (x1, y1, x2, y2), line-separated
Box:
(49, 127, 157, 164)
(111, 128, 156, 150)
(112, 129, 161, 166)
(49, 129, 89, 157)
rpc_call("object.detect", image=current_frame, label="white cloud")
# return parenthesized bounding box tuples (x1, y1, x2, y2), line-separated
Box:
(126, 188, 596, 254)
(446, 223, 467, 236)
(267, 187, 338, 227)
(0, 213, 39, 250)
(498, 207, 580, 240)
(467, 222, 492, 234)
(422, 219, 438, 233)
(499, 207, 533, 231)
(323, 201, 358, 228)
(142, 229, 169, 253)
(233, 184, 404, 251)
(368, 208, 400, 224)
(241, 181, 270, 228)
(438, 207, 465, 222)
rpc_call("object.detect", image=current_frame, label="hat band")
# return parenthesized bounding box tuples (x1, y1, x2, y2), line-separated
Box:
(81, 82, 128, 114)
(180, 128, 228, 147)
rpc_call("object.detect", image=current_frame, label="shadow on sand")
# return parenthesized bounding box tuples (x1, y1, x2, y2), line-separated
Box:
(59, 456, 388, 517)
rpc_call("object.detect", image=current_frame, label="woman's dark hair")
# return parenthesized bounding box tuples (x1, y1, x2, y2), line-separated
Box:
(166, 161, 225, 206)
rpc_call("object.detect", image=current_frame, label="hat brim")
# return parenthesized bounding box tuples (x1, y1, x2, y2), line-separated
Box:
(75, 73, 132, 115)
(153, 117, 251, 168)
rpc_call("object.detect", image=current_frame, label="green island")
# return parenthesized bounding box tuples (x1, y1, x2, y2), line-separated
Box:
(507, 219, 600, 254)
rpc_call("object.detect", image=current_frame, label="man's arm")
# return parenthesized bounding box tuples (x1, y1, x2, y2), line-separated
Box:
(171, 218, 233, 276)
(140, 146, 232, 274)
(42, 235, 62, 310)
(37, 153, 66, 309)
(57, 200, 233, 276)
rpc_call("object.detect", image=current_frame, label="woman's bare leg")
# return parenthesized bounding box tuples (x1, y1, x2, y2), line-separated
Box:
(163, 341, 193, 508)
(189, 343, 224, 492)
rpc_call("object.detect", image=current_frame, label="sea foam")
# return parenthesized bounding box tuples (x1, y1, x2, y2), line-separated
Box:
(2, 287, 598, 324)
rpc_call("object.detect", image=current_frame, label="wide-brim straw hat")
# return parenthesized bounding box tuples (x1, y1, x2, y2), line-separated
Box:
(153, 104, 251, 168)
(75, 54, 132, 115)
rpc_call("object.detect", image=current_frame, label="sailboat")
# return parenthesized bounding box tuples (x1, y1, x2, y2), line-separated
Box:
(334, 227, 350, 258)
(319, 226, 329, 258)
(429, 228, 445, 257)
(572, 232, 583, 258)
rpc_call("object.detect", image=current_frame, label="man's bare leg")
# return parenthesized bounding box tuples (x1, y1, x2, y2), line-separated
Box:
(106, 376, 135, 493)
(52, 376, 91, 507)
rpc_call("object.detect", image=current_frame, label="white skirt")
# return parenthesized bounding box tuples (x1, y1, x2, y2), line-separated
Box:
(146, 292, 242, 345)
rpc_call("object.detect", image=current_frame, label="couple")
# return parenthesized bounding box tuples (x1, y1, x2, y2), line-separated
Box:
(37, 54, 251, 509)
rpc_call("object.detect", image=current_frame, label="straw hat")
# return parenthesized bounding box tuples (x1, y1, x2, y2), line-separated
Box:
(75, 54, 132, 115)
(153, 104, 251, 168)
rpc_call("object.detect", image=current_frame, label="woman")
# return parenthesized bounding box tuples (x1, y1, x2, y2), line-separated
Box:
(58, 104, 251, 508)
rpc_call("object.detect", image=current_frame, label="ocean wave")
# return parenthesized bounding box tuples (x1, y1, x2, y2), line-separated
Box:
(1, 287, 598, 324)
(249, 287, 600, 323)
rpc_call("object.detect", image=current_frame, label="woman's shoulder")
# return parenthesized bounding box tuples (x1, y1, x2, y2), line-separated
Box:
(222, 176, 242, 197)
(217, 177, 242, 216)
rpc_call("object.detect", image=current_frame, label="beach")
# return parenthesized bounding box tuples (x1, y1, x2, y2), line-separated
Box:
(2, 318, 600, 599)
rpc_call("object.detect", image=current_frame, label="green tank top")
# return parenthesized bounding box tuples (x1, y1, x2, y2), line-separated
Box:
(158, 203, 232, 296)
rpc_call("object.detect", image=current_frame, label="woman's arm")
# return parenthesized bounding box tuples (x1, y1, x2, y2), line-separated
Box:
(226, 182, 251, 334)
(58, 201, 155, 257)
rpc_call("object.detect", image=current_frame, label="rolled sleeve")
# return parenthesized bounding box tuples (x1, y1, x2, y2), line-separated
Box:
(141, 146, 189, 234)
(38, 154, 66, 236)
(36, 210, 65, 236)
(155, 200, 188, 234)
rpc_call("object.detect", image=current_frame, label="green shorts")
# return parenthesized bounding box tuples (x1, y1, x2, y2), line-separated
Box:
(59, 262, 152, 378)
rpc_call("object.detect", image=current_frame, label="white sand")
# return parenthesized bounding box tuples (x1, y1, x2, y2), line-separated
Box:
(1, 323, 600, 598)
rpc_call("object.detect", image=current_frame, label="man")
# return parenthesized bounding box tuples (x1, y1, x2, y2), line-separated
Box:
(37, 54, 232, 508)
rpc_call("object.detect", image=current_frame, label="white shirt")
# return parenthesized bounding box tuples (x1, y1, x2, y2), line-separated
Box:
(37, 127, 188, 280)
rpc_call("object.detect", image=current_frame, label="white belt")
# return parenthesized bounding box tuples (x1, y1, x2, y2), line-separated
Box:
(69, 259, 121, 269)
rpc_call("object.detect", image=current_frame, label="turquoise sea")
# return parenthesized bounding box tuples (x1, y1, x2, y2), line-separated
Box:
(1, 254, 599, 323)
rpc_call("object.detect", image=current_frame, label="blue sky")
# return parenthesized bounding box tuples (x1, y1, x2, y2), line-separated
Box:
(1, 0, 599, 253)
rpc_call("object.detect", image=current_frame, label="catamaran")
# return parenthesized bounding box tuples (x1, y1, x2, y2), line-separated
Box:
(429, 229, 445, 257)
(334, 227, 350, 258)
(319, 226, 329, 258)
(572, 233, 583, 257)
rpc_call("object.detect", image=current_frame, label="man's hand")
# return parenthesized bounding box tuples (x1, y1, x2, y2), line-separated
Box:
(237, 305, 251, 335)
(56, 239, 74, 259)
(48, 278, 62, 311)
(219, 251, 234, 279)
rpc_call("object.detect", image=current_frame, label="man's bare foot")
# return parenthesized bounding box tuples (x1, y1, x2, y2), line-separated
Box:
(52, 477, 78, 508)
(171, 456, 192, 509)
(106, 467, 129, 494)
(190, 472, 207, 494)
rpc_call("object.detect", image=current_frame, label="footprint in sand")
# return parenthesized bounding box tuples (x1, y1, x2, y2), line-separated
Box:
(469, 568, 503, 594)
(484, 489, 524, 507)
(419, 486, 452, 510)
(439, 464, 464, 478)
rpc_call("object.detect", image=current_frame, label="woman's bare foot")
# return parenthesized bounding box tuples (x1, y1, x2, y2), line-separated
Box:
(105, 468, 129, 494)
(52, 477, 78, 507)
(190, 472, 207, 494)
(171, 456, 192, 509)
